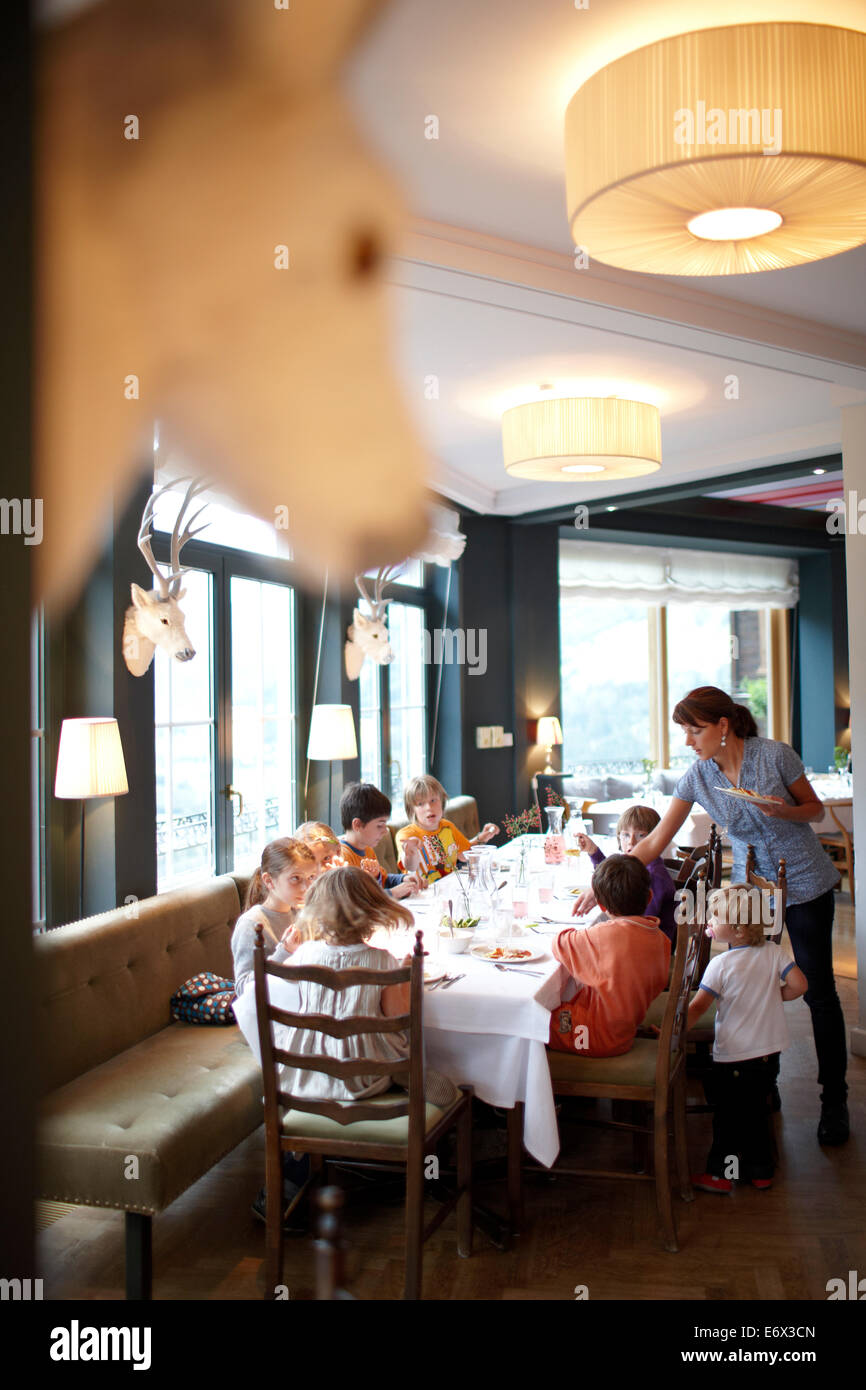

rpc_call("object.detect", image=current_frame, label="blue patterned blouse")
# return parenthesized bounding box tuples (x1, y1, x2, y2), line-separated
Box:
(674, 737, 839, 905)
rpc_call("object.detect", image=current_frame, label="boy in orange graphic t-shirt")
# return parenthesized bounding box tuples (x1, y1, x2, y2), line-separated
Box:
(395, 775, 499, 883)
(549, 855, 670, 1057)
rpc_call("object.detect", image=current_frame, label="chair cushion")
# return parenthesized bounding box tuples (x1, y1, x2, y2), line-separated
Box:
(641, 992, 717, 1031)
(38, 1024, 262, 1214)
(548, 1038, 660, 1089)
(281, 1091, 459, 1147)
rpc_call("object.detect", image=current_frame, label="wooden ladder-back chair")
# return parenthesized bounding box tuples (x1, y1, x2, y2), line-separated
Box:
(542, 904, 707, 1252)
(745, 845, 788, 943)
(253, 926, 472, 1301)
(817, 800, 854, 907)
(660, 827, 722, 990)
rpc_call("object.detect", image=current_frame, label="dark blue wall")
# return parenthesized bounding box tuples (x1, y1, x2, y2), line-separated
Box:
(794, 553, 839, 770)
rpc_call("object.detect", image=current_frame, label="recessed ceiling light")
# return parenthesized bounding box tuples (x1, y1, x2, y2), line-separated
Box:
(687, 208, 783, 242)
(606, 506, 617, 512)
(813, 468, 826, 475)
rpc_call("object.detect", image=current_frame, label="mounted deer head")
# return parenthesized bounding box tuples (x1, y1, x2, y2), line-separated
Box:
(122, 478, 210, 677)
(345, 565, 399, 680)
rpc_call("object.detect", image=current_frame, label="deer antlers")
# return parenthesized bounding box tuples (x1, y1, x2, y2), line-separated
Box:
(138, 477, 211, 597)
(354, 564, 399, 620)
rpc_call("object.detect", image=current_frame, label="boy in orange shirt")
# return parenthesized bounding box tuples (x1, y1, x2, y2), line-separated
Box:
(338, 783, 423, 899)
(549, 855, 670, 1056)
(395, 774, 499, 884)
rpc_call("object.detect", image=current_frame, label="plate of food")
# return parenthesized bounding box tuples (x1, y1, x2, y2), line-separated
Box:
(470, 944, 547, 965)
(715, 786, 784, 807)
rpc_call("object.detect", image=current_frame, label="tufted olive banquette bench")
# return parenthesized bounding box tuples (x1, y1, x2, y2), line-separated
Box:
(36, 873, 258, 1300)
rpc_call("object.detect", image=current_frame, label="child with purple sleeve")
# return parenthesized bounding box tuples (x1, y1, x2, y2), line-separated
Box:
(576, 805, 676, 942)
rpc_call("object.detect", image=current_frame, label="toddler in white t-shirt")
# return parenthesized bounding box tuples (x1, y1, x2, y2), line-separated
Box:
(687, 885, 808, 1194)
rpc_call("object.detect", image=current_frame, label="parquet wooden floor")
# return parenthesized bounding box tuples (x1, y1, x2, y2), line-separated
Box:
(37, 900, 864, 1302)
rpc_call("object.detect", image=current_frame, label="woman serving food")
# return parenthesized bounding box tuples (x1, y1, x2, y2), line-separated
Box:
(572, 686, 848, 1146)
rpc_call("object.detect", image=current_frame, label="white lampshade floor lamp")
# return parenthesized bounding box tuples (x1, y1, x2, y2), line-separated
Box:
(54, 717, 129, 920)
(306, 705, 358, 828)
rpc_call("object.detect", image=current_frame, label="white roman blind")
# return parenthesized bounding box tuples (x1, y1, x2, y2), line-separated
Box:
(560, 538, 798, 607)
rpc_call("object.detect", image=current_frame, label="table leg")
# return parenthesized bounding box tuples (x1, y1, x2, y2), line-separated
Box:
(507, 1102, 525, 1236)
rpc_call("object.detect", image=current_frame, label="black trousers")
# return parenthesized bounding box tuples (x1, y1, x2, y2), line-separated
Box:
(768, 889, 848, 1103)
(706, 1054, 778, 1181)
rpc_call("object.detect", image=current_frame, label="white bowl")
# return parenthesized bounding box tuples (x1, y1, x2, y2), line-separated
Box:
(438, 931, 472, 954)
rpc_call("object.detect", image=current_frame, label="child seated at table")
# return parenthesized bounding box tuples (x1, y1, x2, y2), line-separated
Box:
(396, 774, 499, 883)
(575, 804, 676, 942)
(338, 782, 422, 899)
(294, 820, 342, 874)
(687, 885, 807, 1194)
(231, 837, 318, 997)
(549, 855, 670, 1057)
(279, 866, 457, 1105)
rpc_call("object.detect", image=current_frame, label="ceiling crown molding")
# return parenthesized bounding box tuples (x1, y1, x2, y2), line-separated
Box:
(395, 220, 866, 371)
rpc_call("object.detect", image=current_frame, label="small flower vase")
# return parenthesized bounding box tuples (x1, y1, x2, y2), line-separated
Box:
(516, 844, 528, 892)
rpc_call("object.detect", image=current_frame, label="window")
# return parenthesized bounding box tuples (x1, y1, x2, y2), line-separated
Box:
(358, 594, 429, 804)
(358, 657, 383, 787)
(667, 605, 769, 741)
(155, 569, 216, 889)
(559, 539, 790, 770)
(386, 602, 428, 802)
(560, 598, 651, 764)
(230, 577, 298, 871)
(153, 511, 301, 891)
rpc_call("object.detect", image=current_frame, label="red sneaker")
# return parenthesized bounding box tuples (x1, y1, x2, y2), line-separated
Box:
(750, 1177, 773, 1190)
(692, 1172, 733, 1194)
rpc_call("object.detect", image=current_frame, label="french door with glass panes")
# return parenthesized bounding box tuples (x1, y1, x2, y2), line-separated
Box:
(153, 539, 300, 892)
(358, 598, 429, 806)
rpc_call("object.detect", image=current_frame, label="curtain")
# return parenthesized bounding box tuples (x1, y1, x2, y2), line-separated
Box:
(560, 538, 798, 608)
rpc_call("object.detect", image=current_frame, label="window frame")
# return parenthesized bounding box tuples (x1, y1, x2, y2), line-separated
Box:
(151, 532, 302, 885)
(357, 572, 433, 803)
(561, 591, 784, 772)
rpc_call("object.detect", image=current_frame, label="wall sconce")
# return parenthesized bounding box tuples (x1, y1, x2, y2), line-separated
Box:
(536, 716, 563, 774)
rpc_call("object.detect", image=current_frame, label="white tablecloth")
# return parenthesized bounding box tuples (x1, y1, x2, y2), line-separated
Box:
(808, 780, 853, 836)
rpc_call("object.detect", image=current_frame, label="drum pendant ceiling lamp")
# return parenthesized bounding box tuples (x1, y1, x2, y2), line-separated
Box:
(564, 23, 866, 276)
(502, 397, 661, 481)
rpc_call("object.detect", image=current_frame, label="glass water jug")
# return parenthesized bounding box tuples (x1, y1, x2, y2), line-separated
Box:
(544, 804, 566, 865)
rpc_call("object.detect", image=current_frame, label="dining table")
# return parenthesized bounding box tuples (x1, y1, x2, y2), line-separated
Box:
(231, 841, 607, 1235)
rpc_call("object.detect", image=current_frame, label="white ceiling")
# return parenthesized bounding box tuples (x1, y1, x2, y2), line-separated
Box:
(347, 0, 866, 517)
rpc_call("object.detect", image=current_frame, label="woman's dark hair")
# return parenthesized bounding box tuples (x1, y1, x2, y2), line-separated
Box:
(671, 686, 758, 740)
(592, 854, 652, 917)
